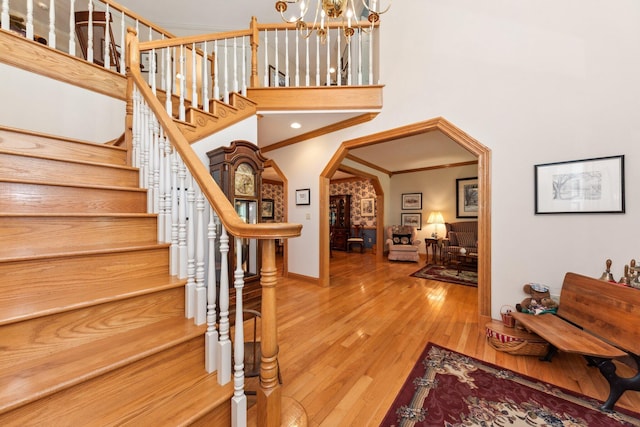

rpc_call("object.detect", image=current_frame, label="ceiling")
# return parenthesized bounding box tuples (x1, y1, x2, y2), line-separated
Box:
(114, 1, 477, 180)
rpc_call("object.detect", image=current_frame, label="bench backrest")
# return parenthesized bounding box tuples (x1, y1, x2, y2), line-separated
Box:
(559, 272, 640, 355)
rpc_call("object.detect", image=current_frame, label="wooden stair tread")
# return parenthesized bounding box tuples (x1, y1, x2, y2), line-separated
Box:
(0, 338, 231, 425)
(0, 148, 138, 170)
(0, 177, 145, 192)
(0, 242, 168, 263)
(0, 318, 207, 413)
(0, 126, 128, 166)
(0, 273, 185, 325)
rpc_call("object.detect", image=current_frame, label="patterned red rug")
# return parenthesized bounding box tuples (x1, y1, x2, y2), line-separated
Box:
(380, 343, 640, 426)
(410, 264, 477, 287)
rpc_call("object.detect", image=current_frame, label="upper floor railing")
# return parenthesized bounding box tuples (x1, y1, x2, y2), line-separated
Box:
(2, 0, 380, 109)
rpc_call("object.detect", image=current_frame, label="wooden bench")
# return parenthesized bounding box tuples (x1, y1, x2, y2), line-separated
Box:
(511, 272, 640, 412)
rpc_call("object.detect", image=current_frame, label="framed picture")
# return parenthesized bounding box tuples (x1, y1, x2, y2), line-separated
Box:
(140, 51, 157, 73)
(401, 213, 422, 230)
(269, 65, 287, 87)
(261, 198, 274, 219)
(295, 188, 310, 205)
(401, 193, 422, 210)
(360, 198, 375, 217)
(456, 177, 478, 218)
(534, 155, 625, 214)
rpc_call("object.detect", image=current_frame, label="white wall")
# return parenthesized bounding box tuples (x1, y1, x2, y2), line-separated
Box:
(270, 0, 640, 317)
(0, 63, 124, 142)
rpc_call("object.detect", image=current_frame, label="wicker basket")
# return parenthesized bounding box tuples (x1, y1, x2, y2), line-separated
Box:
(485, 320, 549, 357)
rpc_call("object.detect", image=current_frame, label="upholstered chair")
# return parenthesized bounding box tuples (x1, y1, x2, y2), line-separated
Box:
(385, 225, 421, 262)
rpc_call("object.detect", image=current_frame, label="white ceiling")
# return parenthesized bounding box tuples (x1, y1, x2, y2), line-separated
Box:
(116, 0, 477, 180)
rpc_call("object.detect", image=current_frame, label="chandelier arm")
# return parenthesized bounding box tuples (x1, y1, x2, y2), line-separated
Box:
(276, 0, 311, 24)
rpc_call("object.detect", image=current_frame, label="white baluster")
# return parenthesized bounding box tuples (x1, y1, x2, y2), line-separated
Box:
(48, 0, 55, 48)
(1, 0, 9, 31)
(185, 175, 196, 318)
(170, 152, 179, 276)
(263, 31, 269, 87)
(179, 45, 186, 121)
(119, 11, 125, 74)
(195, 186, 206, 325)
(305, 36, 310, 86)
(337, 29, 341, 86)
(213, 40, 219, 101)
(165, 47, 172, 115)
(191, 42, 198, 109)
(202, 41, 209, 112)
(347, 35, 352, 86)
(369, 26, 374, 84)
(326, 29, 331, 86)
(26, 0, 33, 40)
(284, 29, 289, 87)
(156, 131, 166, 242)
(160, 35, 166, 91)
(232, 236, 247, 425)
(140, 101, 150, 189)
(274, 29, 278, 87)
(163, 137, 172, 244)
(295, 30, 300, 87)
(217, 226, 231, 384)
(150, 46, 157, 93)
(315, 35, 320, 86)
(87, 0, 93, 64)
(104, 5, 111, 68)
(178, 159, 188, 279)
(205, 207, 219, 373)
(68, 0, 76, 55)
(223, 38, 228, 103)
(241, 36, 246, 96)
(132, 88, 140, 169)
(233, 37, 238, 94)
(358, 28, 363, 85)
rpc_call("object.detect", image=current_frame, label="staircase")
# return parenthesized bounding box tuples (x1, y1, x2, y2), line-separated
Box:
(0, 126, 233, 425)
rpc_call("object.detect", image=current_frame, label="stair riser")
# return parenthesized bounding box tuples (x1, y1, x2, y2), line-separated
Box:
(0, 182, 147, 214)
(0, 247, 172, 324)
(0, 215, 158, 259)
(0, 287, 186, 372)
(0, 152, 139, 187)
(0, 128, 127, 166)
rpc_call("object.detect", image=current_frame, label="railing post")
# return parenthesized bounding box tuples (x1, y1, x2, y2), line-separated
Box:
(257, 238, 281, 427)
(249, 16, 259, 88)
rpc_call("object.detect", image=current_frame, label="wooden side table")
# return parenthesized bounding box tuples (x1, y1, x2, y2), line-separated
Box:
(424, 238, 442, 264)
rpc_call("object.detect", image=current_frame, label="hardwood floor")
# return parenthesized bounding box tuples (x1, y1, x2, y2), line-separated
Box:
(273, 250, 640, 426)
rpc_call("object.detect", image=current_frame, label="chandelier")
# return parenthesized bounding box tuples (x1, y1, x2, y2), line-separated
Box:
(275, 0, 391, 42)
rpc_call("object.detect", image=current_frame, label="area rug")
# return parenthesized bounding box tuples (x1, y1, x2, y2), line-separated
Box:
(410, 264, 477, 287)
(380, 343, 640, 427)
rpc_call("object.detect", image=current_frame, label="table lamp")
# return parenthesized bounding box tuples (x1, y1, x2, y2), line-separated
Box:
(427, 211, 445, 239)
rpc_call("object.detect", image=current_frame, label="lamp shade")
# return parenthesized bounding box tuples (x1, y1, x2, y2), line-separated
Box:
(427, 211, 444, 225)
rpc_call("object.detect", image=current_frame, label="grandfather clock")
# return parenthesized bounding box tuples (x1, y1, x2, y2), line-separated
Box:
(207, 140, 267, 312)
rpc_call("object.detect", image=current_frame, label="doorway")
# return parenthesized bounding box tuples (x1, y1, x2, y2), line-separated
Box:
(319, 117, 492, 323)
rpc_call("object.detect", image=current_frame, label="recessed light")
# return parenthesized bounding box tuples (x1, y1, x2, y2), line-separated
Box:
(290, 122, 301, 129)
(329, 67, 336, 73)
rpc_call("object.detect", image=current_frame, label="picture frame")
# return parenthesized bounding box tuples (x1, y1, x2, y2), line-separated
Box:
(140, 51, 157, 73)
(295, 188, 310, 206)
(401, 193, 422, 210)
(261, 198, 274, 219)
(269, 65, 287, 87)
(534, 155, 625, 214)
(456, 177, 479, 218)
(401, 213, 422, 230)
(360, 198, 375, 217)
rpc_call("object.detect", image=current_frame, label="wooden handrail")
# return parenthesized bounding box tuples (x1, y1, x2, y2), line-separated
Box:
(126, 29, 302, 240)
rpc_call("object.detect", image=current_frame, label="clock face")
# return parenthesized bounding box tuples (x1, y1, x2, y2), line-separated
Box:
(235, 163, 255, 196)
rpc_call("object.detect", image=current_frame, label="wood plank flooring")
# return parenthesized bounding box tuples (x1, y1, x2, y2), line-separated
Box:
(274, 251, 640, 426)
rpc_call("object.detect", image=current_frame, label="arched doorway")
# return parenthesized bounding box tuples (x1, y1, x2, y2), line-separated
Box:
(319, 117, 492, 323)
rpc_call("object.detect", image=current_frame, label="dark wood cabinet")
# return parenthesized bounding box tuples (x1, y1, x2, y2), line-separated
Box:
(330, 195, 351, 251)
(207, 140, 268, 313)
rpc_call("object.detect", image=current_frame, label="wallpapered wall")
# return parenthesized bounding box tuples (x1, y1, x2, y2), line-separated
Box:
(330, 179, 377, 227)
(262, 182, 284, 222)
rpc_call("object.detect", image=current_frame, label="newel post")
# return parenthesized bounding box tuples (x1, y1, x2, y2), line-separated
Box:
(249, 16, 260, 89)
(257, 238, 281, 427)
